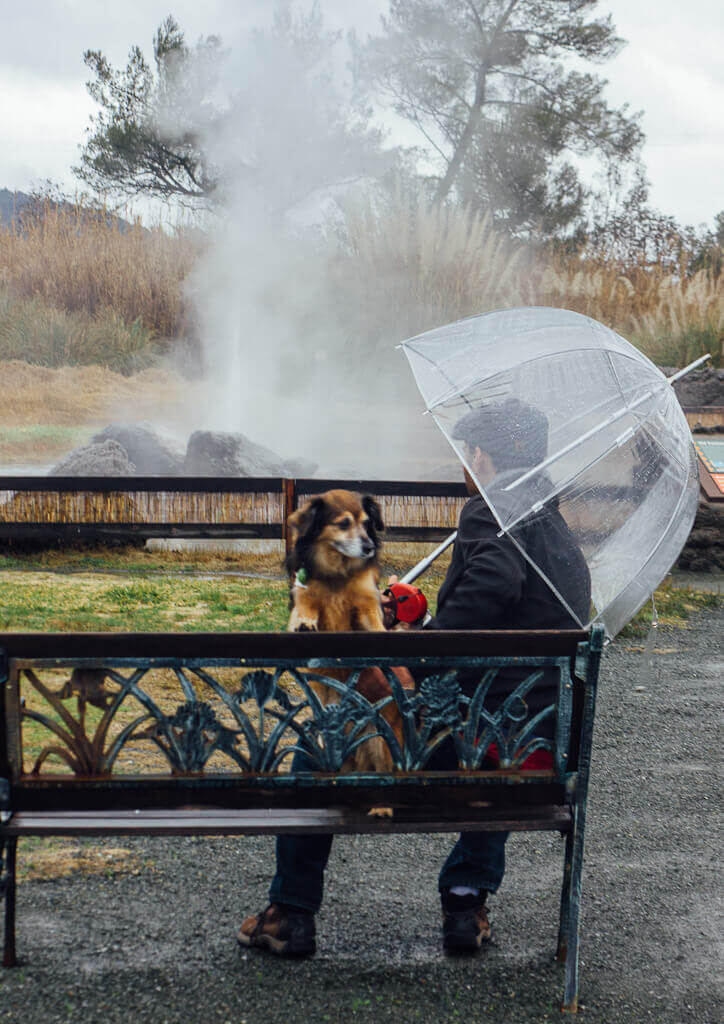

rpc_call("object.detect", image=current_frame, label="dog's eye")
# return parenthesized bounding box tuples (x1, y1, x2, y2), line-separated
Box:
(338, 517, 352, 530)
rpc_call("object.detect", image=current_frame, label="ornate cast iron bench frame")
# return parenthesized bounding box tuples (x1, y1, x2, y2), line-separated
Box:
(0, 627, 603, 1013)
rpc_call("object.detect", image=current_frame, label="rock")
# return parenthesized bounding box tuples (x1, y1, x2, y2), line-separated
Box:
(677, 499, 724, 572)
(658, 365, 724, 408)
(691, 423, 723, 434)
(50, 440, 136, 476)
(92, 423, 184, 475)
(184, 431, 287, 476)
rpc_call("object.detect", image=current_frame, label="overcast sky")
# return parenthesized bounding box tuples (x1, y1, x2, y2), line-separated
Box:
(1, 0, 722, 227)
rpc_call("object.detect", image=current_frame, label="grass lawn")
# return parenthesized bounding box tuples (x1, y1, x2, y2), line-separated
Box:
(0, 539, 453, 580)
(0, 424, 91, 463)
(0, 540, 452, 633)
(0, 542, 718, 634)
(618, 582, 720, 637)
(0, 570, 290, 632)
(0, 542, 288, 577)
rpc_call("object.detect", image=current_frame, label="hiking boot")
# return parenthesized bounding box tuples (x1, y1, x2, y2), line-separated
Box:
(237, 903, 316, 956)
(441, 890, 491, 952)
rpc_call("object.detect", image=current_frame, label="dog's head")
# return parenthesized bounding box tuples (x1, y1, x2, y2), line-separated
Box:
(286, 489, 384, 580)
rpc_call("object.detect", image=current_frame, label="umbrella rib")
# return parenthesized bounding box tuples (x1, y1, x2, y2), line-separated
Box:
(503, 529, 586, 630)
(403, 343, 477, 412)
(418, 346, 658, 415)
(501, 383, 669, 493)
(593, 464, 696, 634)
(400, 309, 610, 351)
(495, 391, 685, 537)
(604, 348, 628, 410)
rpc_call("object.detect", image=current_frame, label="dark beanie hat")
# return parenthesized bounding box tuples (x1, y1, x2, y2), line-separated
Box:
(451, 398, 549, 471)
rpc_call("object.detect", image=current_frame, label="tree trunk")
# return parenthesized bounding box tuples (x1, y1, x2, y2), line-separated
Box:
(433, 72, 487, 204)
(434, 0, 521, 204)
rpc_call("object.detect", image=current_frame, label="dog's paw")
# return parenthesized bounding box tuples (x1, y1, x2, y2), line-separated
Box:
(294, 620, 318, 633)
(367, 806, 394, 818)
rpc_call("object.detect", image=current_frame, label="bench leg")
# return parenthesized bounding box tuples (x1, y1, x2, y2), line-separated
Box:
(1, 837, 17, 968)
(560, 641, 601, 1013)
(556, 828, 574, 963)
(560, 807, 586, 1013)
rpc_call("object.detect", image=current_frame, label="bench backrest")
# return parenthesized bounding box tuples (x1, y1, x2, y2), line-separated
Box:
(0, 629, 603, 814)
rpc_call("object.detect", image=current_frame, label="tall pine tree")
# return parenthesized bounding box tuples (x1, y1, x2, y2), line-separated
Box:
(355, 0, 643, 236)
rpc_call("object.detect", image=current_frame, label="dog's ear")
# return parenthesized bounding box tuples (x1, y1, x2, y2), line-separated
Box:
(286, 496, 327, 575)
(288, 496, 327, 545)
(362, 495, 384, 541)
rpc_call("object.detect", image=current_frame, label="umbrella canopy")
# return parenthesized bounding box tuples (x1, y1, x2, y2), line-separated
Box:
(400, 307, 699, 638)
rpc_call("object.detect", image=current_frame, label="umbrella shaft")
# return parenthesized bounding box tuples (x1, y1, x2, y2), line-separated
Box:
(401, 531, 458, 585)
(666, 353, 711, 384)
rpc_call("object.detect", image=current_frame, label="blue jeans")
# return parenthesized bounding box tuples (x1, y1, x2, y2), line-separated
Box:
(269, 746, 508, 913)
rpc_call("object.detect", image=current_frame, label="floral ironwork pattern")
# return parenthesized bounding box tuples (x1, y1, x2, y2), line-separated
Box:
(15, 655, 573, 780)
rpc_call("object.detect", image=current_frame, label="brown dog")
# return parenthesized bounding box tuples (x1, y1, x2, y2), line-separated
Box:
(286, 489, 406, 774)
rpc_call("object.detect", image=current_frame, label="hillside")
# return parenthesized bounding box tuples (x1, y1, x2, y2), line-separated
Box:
(0, 187, 137, 233)
(0, 188, 32, 227)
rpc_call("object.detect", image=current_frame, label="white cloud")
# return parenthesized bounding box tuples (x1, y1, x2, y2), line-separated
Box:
(602, 0, 724, 222)
(0, 70, 93, 192)
(0, 1, 722, 224)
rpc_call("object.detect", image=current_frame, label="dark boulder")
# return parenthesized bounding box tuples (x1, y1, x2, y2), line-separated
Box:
(50, 440, 136, 476)
(184, 431, 286, 476)
(92, 423, 184, 475)
(659, 365, 724, 408)
(677, 499, 724, 572)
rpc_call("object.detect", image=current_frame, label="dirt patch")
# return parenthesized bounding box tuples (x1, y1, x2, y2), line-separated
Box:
(18, 838, 148, 884)
(0, 360, 192, 434)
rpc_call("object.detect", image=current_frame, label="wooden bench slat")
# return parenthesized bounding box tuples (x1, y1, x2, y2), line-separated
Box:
(0, 628, 589, 660)
(4, 805, 572, 837)
(11, 777, 566, 815)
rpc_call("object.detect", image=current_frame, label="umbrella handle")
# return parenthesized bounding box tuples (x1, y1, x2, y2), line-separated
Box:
(400, 531, 457, 585)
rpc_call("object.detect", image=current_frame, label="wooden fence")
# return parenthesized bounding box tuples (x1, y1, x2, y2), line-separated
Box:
(0, 477, 466, 550)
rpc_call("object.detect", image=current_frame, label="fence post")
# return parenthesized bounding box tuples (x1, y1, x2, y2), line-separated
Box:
(282, 478, 297, 559)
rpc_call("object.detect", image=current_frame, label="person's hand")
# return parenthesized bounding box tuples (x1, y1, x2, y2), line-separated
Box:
(392, 618, 423, 631)
(381, 575, 399, 629)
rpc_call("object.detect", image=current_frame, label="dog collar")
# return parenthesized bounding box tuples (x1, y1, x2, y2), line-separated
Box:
(294, 568, 309, 588)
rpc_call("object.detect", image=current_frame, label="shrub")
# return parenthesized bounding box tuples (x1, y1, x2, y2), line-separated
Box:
(0, 290, 159, 374)
(335, 200, 723, 368)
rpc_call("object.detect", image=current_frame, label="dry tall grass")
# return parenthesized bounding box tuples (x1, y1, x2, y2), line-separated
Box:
(0, 203, 198, 338)
(337, 199, 723, 367)
(628, 270, 724, 366)
(0, 194, 720, 382)
(529, 259, 723, 365)
(337, 196, 523, 344)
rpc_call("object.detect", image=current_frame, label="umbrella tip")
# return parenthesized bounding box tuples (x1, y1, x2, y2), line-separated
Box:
(666, 353, 711, 384)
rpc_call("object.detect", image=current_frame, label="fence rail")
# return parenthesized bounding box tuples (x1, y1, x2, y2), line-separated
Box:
(0, 476, 467, 549)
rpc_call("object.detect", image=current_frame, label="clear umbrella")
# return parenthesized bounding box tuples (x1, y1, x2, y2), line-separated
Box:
(400, 307, 702, 639)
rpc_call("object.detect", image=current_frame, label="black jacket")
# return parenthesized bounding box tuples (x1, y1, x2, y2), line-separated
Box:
(424, 491, 591, 736)
(427, 493, 590, 632)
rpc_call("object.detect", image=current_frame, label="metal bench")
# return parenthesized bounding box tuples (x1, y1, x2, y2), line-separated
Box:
(0, 627, 603, 1013)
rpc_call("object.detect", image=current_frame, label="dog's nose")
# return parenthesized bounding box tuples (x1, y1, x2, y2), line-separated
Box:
(361, 539, 375, 557)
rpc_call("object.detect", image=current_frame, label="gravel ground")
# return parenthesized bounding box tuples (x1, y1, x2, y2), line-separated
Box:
(1, 608, 722, 1024)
